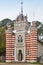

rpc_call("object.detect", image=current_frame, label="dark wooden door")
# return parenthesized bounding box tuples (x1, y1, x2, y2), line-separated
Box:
(18, 50, 23, 61)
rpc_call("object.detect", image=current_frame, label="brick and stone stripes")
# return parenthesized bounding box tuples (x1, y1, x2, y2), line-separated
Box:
(6, 29, 16, 62)
(30, 28, 38, 62)
(25, 34, 30, 61)
(6, 31, 12, 61)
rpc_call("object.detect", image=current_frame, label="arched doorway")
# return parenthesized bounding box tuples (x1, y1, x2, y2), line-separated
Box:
(18, 50, 23, 61)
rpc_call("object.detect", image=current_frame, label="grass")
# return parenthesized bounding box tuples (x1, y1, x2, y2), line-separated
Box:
(0, 61, 41, 64)
(30, 62, 40, 64)
(24, 62, 41, 64)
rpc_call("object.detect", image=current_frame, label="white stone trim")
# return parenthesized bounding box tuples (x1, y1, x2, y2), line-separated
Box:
(24, 33, 26, 61)
(15, 46, 16, 61)
(6, 60, 12, 62)
(15, 47, 25, 62)
(29, 60, 37, 62)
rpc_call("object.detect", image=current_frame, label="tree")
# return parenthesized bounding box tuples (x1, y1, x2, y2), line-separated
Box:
(0, 27, 6, 55)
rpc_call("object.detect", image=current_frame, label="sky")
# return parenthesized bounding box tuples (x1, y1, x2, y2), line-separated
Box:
(0, 0, 43, 23)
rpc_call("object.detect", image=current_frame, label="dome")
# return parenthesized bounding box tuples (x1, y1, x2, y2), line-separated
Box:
(16, 14, 25, 22)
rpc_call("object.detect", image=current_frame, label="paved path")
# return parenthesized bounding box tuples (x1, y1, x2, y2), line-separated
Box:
(0, 63, 42, 65)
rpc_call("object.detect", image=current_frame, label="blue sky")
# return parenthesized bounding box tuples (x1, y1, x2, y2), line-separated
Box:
(0, 0, 43, 23)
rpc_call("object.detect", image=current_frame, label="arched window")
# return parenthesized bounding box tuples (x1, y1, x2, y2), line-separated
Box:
(18, 35, 23, 43)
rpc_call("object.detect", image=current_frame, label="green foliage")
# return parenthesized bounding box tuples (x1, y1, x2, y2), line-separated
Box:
(0, 27, 6, 55)
(0, 18, 15, 55)
(38, 27, 43, 35)
(36, 21, 43, 34)
(36, 21, 42, 27)
(1, 18, 12, 26)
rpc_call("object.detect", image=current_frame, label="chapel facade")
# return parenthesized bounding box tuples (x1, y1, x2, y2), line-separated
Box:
(6, 2, 38, 62)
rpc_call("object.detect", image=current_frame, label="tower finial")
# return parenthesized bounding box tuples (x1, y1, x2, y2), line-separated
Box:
(21, 0, 23, 14)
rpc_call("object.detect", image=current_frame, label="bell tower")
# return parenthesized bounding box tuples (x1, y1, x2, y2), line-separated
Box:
(14, 0, 27, 62)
